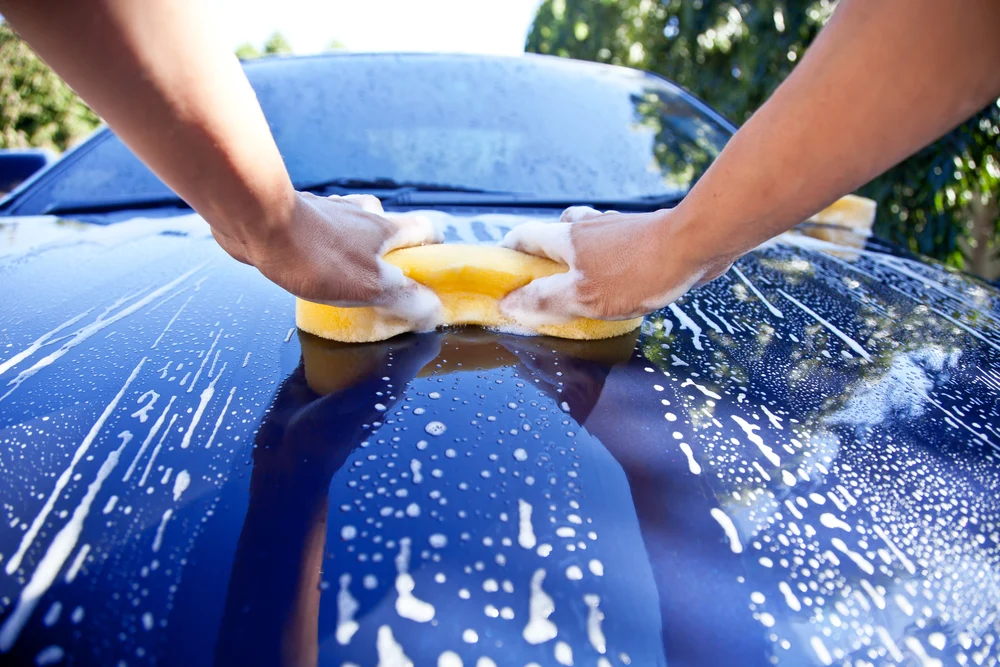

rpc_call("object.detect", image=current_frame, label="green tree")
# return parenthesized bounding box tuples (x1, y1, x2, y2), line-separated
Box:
(262, 31, 293, 56)
(234, 42, 263, 61)
(526, 0, 1000, 279)
(0, 21, 100, 151)
(235, 31, 295, 61)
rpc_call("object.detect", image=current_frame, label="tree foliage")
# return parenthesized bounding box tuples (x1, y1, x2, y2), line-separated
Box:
(526, 0, 1000, 278)
(236, 31, 295, 60)
(0, 22, 100, 151)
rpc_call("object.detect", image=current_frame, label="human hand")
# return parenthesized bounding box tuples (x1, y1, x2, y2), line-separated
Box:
(213, 192, 443, 327)
(499, 206, 733, 324)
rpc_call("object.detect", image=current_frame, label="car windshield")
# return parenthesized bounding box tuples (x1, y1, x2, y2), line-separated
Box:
(10, 54, 732, 214)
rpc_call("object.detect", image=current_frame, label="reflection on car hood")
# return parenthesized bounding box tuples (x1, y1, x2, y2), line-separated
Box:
(0, 210, 998, 666)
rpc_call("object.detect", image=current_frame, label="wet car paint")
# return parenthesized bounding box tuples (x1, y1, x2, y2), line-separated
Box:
(0, 211, 998, 667)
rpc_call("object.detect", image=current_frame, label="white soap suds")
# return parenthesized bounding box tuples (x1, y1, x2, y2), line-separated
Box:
(337, 574, 360, 645)
(778, 289, 871, 361)
(5, 357, 144, 576)
(732, 415, 781, 467)
(584, 594, 607, 654)
(395, 538, 435, 622)
(831, 537, 875, 575)
(34, 645, 64, 666)
(668, 303, 704, 350)
(678, 442, 701, 474)
(778, 581, 801, 611)
(730, 265, 783, 318)
(172, 470, 191, 502)
(518, 499, 537, 549)
(42, 602, 61, 627)
(180, 363, 227, 448)
(0, 435, 128, 652)
(710, 508, 742, 554)
(819, 513, 852, 532)
(425, 421, 447, 436)
(523, 569, 558, 644)
(554, 641, 573, 666)
(376, 625, 413, 667)
(152, 509, 172, 552)
(810, 636, 833, 666)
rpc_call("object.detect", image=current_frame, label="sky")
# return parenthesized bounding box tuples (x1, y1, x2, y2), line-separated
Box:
(216, 0, 544, 56)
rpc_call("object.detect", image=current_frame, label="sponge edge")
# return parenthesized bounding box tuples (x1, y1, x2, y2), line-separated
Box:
(295, 244, 643, 343)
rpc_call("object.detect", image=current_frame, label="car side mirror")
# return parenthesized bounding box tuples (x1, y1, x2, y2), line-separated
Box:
(0, 149, 55, 196)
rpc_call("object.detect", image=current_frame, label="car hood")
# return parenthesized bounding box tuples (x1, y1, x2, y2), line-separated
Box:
(0, 210, 999, 666)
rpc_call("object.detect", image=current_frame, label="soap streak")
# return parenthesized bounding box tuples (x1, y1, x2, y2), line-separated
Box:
(523, 569, 558, 644)
(181, 364, 227, 449)
(0, 437, 127, 652)
(203, 386, 236, 449)
(2, 267, 200, 401)
(668, 303, 704, 350)
(138, 414, 178, 487)
(4, 358, 145, 575)
(151, 295, 193, 349)
(731, 415, 781, 467)
(731, 265, 783, 318)
(187, 329, 222, 393)
(394, 537, 435, 622)
(518, 499, 537, 549)
(0, 308, 92, 376)
(124, 396, 175, 482)
(777, 289, 871, 361)
(336, 574, 360, 645)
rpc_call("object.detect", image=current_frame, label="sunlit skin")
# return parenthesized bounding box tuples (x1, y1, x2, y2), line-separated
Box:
(2, 0, 999, 320)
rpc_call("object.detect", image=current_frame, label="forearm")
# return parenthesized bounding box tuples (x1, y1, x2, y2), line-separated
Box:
(0, 0, 294, 258)
(671, 0, 1000, 262)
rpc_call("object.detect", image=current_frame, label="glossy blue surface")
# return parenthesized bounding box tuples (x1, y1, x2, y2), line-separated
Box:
(1, 211, 999, 666)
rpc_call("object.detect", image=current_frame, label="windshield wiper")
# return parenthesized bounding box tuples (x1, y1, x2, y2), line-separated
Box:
(382, 190, 686, 212)
(43, 194, 191, 216)
(297, 177, 522, 202)
(38, 183, 683, 217)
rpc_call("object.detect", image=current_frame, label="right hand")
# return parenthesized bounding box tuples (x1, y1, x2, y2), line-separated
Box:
(213, 192, 443, 327)
(500, 205, 733, 325)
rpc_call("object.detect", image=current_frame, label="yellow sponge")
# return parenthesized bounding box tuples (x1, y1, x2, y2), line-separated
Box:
(296, 244, 643, 343)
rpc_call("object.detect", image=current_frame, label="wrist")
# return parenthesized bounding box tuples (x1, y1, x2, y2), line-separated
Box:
(223, 187, 301, 269)
(649, 205, 739, 288)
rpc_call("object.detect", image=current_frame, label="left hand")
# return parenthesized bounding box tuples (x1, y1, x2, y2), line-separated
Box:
(499, 206, 733, 324)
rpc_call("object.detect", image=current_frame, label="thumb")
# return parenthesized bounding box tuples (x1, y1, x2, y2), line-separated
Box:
(499, 272, 581, 329)
(500, 221, 575, 265)
(375, 263, 443, 332)
(383, 213, 442, 253)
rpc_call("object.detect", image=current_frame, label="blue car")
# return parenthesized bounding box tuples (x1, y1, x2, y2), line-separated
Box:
(0, 53, 998, 667)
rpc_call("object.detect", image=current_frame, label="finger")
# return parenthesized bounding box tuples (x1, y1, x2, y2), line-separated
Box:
(374, 262, 443, 331)
(499, 271, 582, 329)
(379, 281, 443, 332)
(338, 193, 385, 214)
(383, 213, 442, 252)
(500, 221, 575, 265)
(560, 206, 605, 222)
